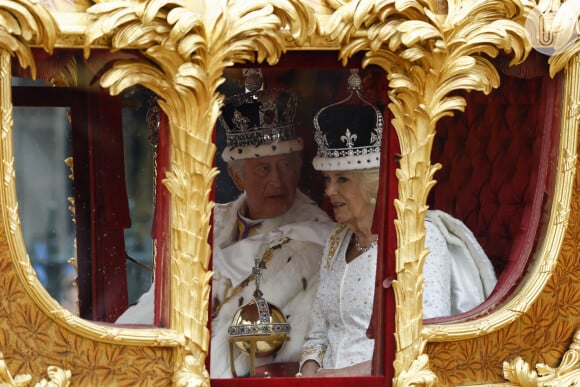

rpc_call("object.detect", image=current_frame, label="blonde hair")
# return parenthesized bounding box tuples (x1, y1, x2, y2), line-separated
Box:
(356, 168, 380, 203)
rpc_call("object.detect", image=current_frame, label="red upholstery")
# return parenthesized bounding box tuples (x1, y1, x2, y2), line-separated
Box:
(427, 67, 562, 322)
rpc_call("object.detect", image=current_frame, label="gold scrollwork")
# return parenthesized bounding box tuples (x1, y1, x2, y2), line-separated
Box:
(503, 328, 580, 386)
(324, 0, 531, 385)
(1, 0, 579, 385)
(34, 366, 71, 387)
(83, 0, 316, 384)
(0, 0, 58, 78)
(0, 351, 32, 387)
(0, 351, 71, 387)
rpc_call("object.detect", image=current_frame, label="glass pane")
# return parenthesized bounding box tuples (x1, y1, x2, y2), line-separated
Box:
(13, 77, 157, 323)
(14, 105, 77, 313)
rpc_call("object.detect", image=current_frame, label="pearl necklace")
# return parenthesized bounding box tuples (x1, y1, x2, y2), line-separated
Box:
(355, 237, 378, 254)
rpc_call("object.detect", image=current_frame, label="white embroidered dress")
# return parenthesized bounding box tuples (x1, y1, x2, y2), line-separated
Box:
(300, 211, 494, 370)
(300, 225, 377, 369)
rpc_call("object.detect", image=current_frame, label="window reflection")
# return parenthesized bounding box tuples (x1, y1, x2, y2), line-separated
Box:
(210, 66, 499, 380)
(120, 87, 156, 307)
(13, 78, 157, 322)
(211, 68, 338, 378)
(210, 68, 395, 378)
(14, 104, 76, 312)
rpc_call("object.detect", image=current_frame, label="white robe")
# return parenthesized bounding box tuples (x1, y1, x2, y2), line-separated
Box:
(425, 210, 497, 315)
(211, 191, 333, 378)
(115, 191, 332, 328)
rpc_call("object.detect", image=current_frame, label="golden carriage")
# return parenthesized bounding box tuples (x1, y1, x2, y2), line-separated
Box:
(0, 0, 579, 385)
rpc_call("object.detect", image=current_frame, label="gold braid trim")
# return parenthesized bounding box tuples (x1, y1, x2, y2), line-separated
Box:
(325, 224, 347, 269)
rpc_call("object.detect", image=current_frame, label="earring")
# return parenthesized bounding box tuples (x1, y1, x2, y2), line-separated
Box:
(370, 196, 376, 204)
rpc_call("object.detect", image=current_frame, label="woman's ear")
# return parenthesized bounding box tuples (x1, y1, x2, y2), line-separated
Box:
(228, 164, 246, 191)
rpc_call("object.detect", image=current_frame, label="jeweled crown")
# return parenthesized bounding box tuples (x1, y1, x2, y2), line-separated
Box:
(220, 69, 303, 161)
(312, 70, 383, 171)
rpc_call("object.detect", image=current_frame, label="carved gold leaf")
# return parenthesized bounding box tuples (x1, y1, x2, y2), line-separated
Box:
(1, 351, 71, 387)
(539, 0, 580, 77)
(325, 0, 531, 385)
(1, 47, 184, 349)
(0, 351, 32, 387)
(425, 44, 579, 383)
(503, 328, 580, 386)
(33, 366, 71, 387)
(84, 0, 316, 384)
(0, 0, 58, 78)
(492, 52, 580, 387)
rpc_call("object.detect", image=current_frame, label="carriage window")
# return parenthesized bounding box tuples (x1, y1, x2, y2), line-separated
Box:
(426, 62, 561, 324)
(210, 66, 393, 380)
(13, 76, 157, 323)
(13, 102, 76, 313)
(208, 63, 526, 381)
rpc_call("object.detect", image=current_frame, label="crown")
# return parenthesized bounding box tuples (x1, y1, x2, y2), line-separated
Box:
(219, 70, 303, 161)
(312, 70, 383, 171)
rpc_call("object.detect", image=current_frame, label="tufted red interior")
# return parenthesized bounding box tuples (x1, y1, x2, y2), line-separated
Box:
(426, 66, 562, 323)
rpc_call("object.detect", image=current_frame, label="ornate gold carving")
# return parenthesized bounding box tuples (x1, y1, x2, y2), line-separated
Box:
(534, 0, 580, 77)
(503, 328, 580, 386)
(1, 47, 183, 348)
(34, 366, 71, 387)
(1, 351, 70, 387)
(174, 353, 210, 387)
(396, 353, 437, 387)
(568, 100, 580, 121)
(0, 3, 180, 384)
(83, 0, 316, 384)
(0, 351, 32, 386)
(0, 0, 578, 385)
(46, 56, 78, 87)
(0, 0, 58, 78)
(325, 0, 531, 385)
(325, 0, 349, 11)
(427, 54, 580, 384)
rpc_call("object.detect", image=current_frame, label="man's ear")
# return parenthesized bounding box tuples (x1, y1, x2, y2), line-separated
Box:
(228, 164, 245, 191)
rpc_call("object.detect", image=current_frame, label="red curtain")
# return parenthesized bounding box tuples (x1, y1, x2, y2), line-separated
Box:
(152, 111, 171, 327)
(86, 89, 131, 322)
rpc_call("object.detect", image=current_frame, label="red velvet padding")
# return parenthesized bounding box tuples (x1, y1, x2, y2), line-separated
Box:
(426, 69, 562, 323)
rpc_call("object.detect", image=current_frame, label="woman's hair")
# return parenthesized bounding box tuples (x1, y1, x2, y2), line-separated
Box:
(356, 168, 380, 203)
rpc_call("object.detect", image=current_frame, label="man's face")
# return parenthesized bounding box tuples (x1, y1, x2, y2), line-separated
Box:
(230, 153, 300, 219)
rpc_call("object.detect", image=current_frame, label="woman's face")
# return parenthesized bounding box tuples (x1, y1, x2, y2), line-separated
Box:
(323, 170, 374, 228)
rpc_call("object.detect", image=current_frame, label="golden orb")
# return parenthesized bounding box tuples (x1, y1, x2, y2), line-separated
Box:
(228, 297, 290, 358)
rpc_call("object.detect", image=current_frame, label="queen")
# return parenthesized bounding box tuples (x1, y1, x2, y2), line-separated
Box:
(299, 70, 497, 377)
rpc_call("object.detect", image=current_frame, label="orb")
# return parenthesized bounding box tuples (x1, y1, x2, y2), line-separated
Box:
(228, 298, 290, 358)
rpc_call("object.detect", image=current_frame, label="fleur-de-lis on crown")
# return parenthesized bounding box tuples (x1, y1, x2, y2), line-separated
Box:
(340, 128, 357, 148)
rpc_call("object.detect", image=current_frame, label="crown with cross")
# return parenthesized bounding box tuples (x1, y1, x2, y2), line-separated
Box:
(312, 70, 383, 171)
